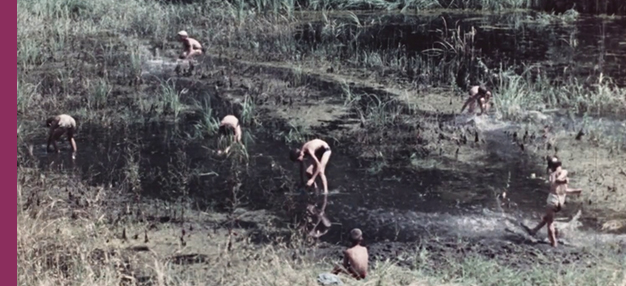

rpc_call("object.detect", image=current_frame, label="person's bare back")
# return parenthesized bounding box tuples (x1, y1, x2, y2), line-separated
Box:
(46, 114, 77, 157)
(332, 228, 368, 280)
(217, 115, 242, 155)
(343, 245, 368, 279)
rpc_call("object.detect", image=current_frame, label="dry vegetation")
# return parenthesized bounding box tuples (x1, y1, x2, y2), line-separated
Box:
(17, 0, 626, 285)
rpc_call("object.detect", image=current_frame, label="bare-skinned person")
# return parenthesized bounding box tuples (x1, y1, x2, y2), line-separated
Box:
(176, 30, 204, 74)
(216, 115, 242, 155)
(461, 85, 492, 115)
(522, 156, 583, 247)
(177, 30, 203, 60)
(46, 114, 77, 159)
(290, 139, 332, 195)
(331, 228, 369, 280)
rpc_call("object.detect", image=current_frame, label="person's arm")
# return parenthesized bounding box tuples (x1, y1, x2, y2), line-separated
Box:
(566, 188, 582, 195)
(554, 170, 569, 184)
(235, 125, 242, 143)
(331, 252, 350, 275)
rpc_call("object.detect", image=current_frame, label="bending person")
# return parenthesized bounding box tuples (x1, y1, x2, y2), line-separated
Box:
(217, 115, 242, 155)
(289, 139, 332, 195)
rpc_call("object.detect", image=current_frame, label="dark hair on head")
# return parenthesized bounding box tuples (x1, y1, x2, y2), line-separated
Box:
(45, 116, 56, 127)
(289, 148, 300, 162)
(546, 155, 562, 171)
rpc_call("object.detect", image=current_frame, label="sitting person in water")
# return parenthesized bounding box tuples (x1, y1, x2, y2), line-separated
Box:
(46, 114, 77, 157)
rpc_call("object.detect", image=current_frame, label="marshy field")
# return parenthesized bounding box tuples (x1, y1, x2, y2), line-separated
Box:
(16, 0, 626, 285)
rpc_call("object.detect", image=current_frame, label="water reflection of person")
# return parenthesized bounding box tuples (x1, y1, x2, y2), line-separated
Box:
(306, 194, 331, 238)
(522, 156, 583, 247)
(331, 228, 369, 280)
(461, 85, 492, 115)
(46, 114, 77, 159)
(216, 115, 242, 155)
(289, 139, 332, 195)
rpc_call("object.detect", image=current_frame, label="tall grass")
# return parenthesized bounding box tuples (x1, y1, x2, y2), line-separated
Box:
(493, 65, 626, 121)
(278, 119, 312, 144)
(86, 78, 112, 110)
(157, 79, 185, 121)
(193, 96, 221, 138)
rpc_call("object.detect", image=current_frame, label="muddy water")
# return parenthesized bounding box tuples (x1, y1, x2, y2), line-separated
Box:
(296, 12, 626, 87)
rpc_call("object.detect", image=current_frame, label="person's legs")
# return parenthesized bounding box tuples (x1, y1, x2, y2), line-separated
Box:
(478, 98, 486, 115)
(546, 217, 557, 247)
(67, 128, 77, 153)
(468, 99, 476, 113)
(188, 49, 203, 58)
(187, 50, 202, 74)
(526, 217, 546, 236)
(318, 149, 332, 194)
(51, 128, 67, 152)
(525, 207, 554, 236)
